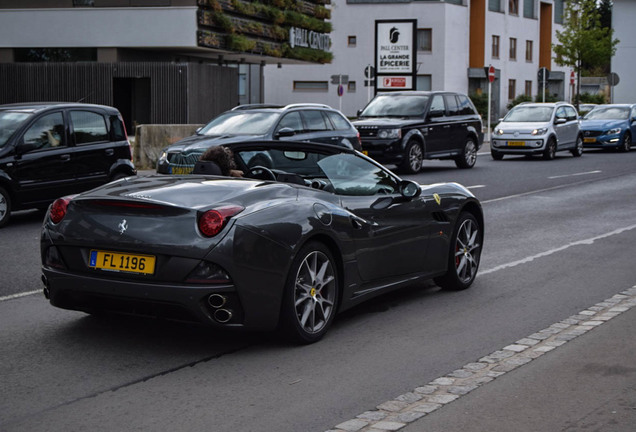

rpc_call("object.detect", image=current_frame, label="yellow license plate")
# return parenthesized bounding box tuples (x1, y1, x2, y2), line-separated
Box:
(583, 137, 596, 143)
(507, 141, 525, 147)
(171, 166, 193, 175)
(89, 250, 156, 275)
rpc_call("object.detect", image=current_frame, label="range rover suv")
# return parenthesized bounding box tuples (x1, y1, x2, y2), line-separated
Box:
(0, 102, 136, 227)
(353, 91, 483, 173)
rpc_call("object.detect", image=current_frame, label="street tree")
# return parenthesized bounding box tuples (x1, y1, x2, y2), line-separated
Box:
(553, 0, 618, 108)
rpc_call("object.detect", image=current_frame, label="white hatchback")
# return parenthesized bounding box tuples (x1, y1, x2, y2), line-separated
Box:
(491, 102, 583, 160)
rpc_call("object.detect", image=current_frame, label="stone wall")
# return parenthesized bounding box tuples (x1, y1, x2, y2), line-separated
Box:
(133, 124, 203, 169)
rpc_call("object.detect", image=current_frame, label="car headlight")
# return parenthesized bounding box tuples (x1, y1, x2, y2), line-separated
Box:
(606, 128, 621, 135)
(531, 128, 548, 136)
(495, 129, 504, 135)
(158, 151, 168, 164)
(378, 129, 401, 139)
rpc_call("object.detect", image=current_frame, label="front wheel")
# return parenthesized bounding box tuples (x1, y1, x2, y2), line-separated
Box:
(399, 141, 423, 174)
(0, 187, 10, 228)
(571, 135, 583, 157)
(619, 133, 631, 152)
(543, 138, 556, 160)
(434, 212, 482, 291)
(279, 242, 339, 344)
(455, 138, 477, 169)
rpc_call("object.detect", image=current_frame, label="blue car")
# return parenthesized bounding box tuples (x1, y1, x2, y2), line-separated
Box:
(580, 104, 636, 152)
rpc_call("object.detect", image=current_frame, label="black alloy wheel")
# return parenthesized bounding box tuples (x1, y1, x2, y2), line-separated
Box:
(543, 138, 557, 160)
(455, 138, 477, 169)
(280, 241, 339, 344)
(0, 187, 10, 228)
(434, 212, 482, 291)
(619, 133, 631, 152)
(400, 141, 423, 174)
(571, 135, 584, 157)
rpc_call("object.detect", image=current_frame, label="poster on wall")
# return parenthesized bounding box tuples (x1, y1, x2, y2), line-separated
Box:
(375, 19, 416, 92)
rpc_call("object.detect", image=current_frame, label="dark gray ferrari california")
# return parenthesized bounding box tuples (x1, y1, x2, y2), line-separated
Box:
(41, 141, 483, 343)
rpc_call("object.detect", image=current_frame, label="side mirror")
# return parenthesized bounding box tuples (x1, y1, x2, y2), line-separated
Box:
(428, 110, 444, 118)
(16, 141, 39, 155)
(357, 109, 363, 117)
(275, 127, 296, 138)
(555, 118, 567, 125)
(399, 180, 421, 199)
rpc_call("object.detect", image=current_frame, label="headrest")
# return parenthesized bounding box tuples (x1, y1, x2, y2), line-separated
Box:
(192, 160, 222, 175)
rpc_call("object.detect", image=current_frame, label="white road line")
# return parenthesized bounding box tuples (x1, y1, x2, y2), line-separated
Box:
(0, 290, 40, 302)
(480, 223, 636, 275)
(548, 170, 602, 179)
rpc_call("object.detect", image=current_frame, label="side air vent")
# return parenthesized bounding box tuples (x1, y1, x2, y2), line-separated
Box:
(432, 211, 450, 223)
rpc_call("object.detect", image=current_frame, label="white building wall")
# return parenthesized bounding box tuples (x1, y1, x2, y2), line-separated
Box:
(0, 8, 198, 48)
(612, 0, 636, 103)
(264, 0, 571, 118)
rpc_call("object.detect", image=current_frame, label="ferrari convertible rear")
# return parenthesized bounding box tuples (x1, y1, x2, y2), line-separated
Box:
(41, 141, 483, 343)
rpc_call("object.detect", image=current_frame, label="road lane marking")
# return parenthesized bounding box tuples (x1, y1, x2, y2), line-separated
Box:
(479, 223, 636, 275)
(329, 286, 636, 432)
(0, 290, 40, 302)
(548, 170, 602, 179)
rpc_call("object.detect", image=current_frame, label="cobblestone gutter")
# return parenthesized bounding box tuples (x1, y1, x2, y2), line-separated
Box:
(328, 286, 636, 432)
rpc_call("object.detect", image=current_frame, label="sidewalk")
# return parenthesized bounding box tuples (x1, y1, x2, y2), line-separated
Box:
(331, 287, 636, 432)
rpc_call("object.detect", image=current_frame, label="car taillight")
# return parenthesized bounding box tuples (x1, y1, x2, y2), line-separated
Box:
(119, 114, 133, 161)
(198, 205, 244, 237)
(49, 196, 75, 224)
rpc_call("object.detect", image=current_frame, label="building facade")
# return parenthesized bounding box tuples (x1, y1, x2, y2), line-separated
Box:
(612, 0, 635, 104)
(0, 0, 333, 129)
(264, 0, 572, 119)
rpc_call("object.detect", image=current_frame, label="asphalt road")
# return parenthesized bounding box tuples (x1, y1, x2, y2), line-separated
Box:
(1, 147, 635, 431)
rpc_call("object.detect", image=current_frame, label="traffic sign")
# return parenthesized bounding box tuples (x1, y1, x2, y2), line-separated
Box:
(570, 70, 575, 86)
(538, 67, 550, 84)
(486, 65, 495, 83)
(364, 65, 375, 79)
(607, 72, 620, 86)
(337, 84, 344, 97)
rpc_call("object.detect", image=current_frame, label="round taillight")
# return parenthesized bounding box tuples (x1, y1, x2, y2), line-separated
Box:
(49, 197, 72, 224)
(198, 205, 244, 237)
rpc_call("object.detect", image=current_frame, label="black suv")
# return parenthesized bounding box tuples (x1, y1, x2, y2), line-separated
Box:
(0, 102, 136, 227)
(156, 103, 362, 174)
(353, 91, 483, 173)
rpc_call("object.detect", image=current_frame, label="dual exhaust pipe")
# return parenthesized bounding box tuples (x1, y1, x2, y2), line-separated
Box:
(208, 294, 233, 323)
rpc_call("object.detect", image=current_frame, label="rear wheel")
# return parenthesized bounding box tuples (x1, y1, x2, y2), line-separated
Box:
(455, 138, 477, 169)
(543, 138, 556, 160)
(0, 187, 10, 228)
(571, 135, 584, 157)
(434, 212, 482, 291)
(619, 133, 631, 152)
(400, 141, 423, 174)
(279, 241, 339, 344)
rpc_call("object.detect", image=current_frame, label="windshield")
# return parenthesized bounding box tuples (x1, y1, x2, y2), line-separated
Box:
(359, 95, 430, 117)
(198, 112, 279, 136)
(503, 106, 554, 122)
(0, 111, 31, 147)
(583, 106, 630, 120)
(236, 149, 399, 196)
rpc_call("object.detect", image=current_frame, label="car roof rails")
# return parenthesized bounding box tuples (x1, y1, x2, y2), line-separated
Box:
(231, 104, 284, 111)
(283, 103, 333, 109)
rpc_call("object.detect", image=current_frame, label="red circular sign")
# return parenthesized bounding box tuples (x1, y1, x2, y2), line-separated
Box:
(488, 65, 496, 83)
(337, 84, 344, 97)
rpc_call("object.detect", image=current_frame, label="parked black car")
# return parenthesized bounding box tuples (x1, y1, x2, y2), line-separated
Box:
(156, 104, 362, 175)
(353, 91, 484, 173)
(0, 102, 136, 227)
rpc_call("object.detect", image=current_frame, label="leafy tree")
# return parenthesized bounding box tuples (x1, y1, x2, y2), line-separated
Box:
(553, 0, 618, 109)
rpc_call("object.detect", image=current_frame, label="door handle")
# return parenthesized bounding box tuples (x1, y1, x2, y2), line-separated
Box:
(105, 149, 114, 156)
(60, 154, 71, 161)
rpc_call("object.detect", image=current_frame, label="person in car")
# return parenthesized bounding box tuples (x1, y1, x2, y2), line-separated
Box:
(197, 145, 243, 177)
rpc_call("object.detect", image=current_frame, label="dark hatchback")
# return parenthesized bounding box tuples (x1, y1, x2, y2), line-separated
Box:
(353, 91, 483, 173)
(156, 103, 362, 175)
(0, 102, 136, 227)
